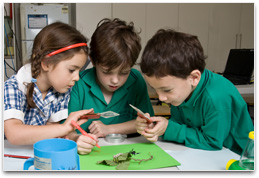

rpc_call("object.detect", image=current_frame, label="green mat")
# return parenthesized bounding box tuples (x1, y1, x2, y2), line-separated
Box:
(79, 142, 180, 170)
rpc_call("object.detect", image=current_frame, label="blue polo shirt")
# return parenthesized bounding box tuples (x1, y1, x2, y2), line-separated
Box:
(68, 67, 154, 132)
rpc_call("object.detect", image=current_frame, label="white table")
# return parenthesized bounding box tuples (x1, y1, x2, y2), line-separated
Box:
(3, 136, 239, 171)
(235, 84, 254, 95)
(3, 136, 183, 171)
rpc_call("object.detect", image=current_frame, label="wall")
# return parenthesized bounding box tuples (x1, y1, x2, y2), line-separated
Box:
(75, 3, 254, 73)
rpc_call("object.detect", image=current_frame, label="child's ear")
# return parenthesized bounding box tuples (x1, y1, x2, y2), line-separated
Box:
(189, 69, 201, 87)
(41, 61, 50, 71)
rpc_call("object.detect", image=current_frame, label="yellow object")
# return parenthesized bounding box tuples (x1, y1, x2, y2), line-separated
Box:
(249, 131, 254, 140)
(226, 131, 254, 170)
(226, 159, 236, 170)
(7, 46, 14, 56)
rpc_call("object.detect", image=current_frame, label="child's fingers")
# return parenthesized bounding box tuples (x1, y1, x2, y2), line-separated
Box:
(135, 120, 148, 127)
(78, 108, 95, 117)
(69, 108, 94, 120)
(77, 135, 97, 147)
(145, 113, 151, 117)
(149, 116, 166, 122)
(69, 109, 95, 126)
(142, 131, 158, 142)
(88, 121, 100, 133)
(135, 122, 148, 132)
(136, 126, 146, 133)
(78, 147, 92, 155)
(89, 125, 98, 135)
(136, 116, 149, 123)
(143, 127, 156, 135)
(77, 141, 94, 155)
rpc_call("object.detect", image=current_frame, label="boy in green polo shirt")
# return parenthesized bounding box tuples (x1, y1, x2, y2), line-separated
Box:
(135, 29, 253, 155)
(67, 18, 154, 154)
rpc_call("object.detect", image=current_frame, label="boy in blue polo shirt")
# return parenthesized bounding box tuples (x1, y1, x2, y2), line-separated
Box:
(135, 29, 253, 155)
(66, 18, 154, 154)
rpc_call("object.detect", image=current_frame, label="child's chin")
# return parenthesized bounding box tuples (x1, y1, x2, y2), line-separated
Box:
(108, 86, 119, 91)
(57, 88, 69, 93)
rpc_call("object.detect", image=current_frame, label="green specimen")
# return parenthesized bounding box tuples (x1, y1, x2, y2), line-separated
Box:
(96, 149, 153, 170)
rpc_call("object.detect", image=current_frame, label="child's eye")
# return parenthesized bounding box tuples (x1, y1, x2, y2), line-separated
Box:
(103, 71, 111, 74)
(69, 69, 75, 73)
(119, 70, 130, 75)
(163, 89, 172, 93)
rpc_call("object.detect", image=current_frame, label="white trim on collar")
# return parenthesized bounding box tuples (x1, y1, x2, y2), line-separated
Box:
(15, 63, 32, 93)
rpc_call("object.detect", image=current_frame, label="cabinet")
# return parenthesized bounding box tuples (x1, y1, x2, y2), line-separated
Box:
(76, 3, 112, 41)
(178, 3, 210, 57)
(113, 3, 146, 70)
(76, 3, 254, 72)
(207, 3, 254, 73)
(239, 3, 254, 49)
(76, 3, 112, 69)
(146, 4, 178, 43)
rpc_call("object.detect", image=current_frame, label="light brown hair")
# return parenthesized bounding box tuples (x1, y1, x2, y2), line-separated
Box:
(90, 18, 141, 71)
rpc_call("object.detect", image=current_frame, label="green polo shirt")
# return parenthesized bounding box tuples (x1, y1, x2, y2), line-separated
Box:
(162, 69, 253, 155)
(68, 67, 154, 133)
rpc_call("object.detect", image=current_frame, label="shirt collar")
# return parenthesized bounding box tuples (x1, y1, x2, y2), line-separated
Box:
(15, 63, 63, 107)
(181, 69, 210, 107)
(16, 63, 32, 93)
(81, 67, 136, 105)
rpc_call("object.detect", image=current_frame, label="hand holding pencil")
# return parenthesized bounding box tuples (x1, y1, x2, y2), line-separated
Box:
(71, 120, 101, 149)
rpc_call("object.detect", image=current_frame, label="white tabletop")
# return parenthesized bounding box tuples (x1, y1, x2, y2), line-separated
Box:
(3, 136, 239, 171)
(3, 136, 182, 171)
(235, 84, 254, 95)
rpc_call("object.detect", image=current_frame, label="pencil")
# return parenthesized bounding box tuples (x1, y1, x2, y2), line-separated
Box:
(4, 154, 31, 159)
(71, 120, 101, 148)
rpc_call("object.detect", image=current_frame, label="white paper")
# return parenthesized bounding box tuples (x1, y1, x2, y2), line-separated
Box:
(165, 147, 240, 170)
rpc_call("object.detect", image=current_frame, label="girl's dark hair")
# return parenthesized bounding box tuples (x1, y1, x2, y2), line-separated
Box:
(90, 18, 141, 71)
(26, 22, 89, 108)
(141, 29, 206, 79)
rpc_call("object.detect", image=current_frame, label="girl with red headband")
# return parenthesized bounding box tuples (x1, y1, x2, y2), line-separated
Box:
(4, 22, 98, 149)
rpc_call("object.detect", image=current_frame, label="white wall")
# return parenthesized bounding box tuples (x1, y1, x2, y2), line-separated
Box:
(76, 3, 254, 72)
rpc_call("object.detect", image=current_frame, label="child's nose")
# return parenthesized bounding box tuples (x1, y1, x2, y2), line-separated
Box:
(111, 75, 119, 84)
(73, 72, 80, 81)
(158, 94, 167, 102)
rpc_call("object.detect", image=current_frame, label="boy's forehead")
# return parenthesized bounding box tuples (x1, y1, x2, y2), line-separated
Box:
(99, 64, 131, 72)
(144, 74, 171, 81)
(144, 75, 170, 86)
(144, 75, 181, 88)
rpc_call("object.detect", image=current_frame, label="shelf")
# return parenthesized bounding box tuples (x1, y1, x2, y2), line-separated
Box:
(4, 56, 15, 59)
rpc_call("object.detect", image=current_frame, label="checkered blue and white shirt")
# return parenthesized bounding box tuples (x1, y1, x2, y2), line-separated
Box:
(4, 64, 71, 125)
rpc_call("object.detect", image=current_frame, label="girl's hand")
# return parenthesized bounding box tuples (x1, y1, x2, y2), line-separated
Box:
(88, 121, 109, 138)
(141, 116, 168, 142)
(76, 133, 98, 155)
(63, 108, 94, 135)
(135, 113, 154, 134)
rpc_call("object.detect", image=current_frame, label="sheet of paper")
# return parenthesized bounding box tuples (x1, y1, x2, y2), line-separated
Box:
(79, 142, 180, 170)
(165, 147, 240, 170)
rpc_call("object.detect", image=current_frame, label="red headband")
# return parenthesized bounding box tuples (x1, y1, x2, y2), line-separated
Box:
(46, 43, 87, 57)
